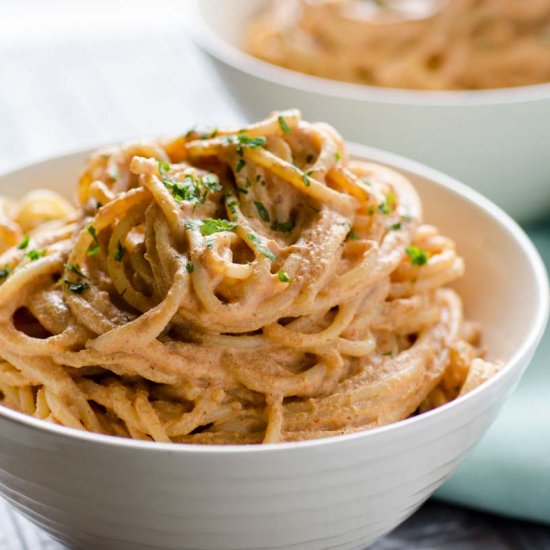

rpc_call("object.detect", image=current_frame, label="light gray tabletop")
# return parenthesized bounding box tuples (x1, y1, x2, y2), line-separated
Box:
(0, 2, 549, 548)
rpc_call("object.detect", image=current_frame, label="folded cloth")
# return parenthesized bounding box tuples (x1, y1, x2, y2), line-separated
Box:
(435, 225, 550, 524)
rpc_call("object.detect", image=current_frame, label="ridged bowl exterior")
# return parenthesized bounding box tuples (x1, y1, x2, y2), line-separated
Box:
(0, 146, 546, 550)
(0, 368, 524, 550)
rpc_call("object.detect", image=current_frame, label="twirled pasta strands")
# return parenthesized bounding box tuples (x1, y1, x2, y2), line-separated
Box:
(246, 0, 550, 90)
(0, 111, 498, 444)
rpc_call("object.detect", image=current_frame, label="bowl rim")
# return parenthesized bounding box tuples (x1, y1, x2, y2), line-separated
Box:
(188, 0, 550, 107)
(0, 143, 547, 454)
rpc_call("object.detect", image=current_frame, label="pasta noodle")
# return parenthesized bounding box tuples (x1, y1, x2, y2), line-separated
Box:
(246, 0, 550, 90)
(0, 110, 498, 444)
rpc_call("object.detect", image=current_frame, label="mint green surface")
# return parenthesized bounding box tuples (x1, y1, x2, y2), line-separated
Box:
(435, 226, 550, 524)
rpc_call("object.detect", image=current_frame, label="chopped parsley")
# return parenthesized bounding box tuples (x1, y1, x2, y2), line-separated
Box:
(302, 170, 313, 187)
(0, 266, 9, 279)
(271, 218, 295, 232)
(200, 174, 222, 192)
(347, 229, 360, 240)
(64, 263, 87, 278)
(17, 235, 29, 250)
(378, 200, 391, 215)
(236, 186, 248, 195)
(184, 125, 197, 138)
(247, 232, 275, 261)
(96, 201, 103, 209)
(199, 218, 237, 236)
(254, 201, 270, 223)
(64, 279, 89, 294)
(389, 222, 401, 231)
(367, 206, 375, 215)
(226, 135, 267, 157)
(115, 240, 126, 262)
(335, 151, 341, 161)
(382, 351, 393, 357)
(278, 115, 292, 135)
(406, 246, 429, 266)
(186, 261, 194, 273)
(201, 127, 218, 139)
(25, 249, 46, 261)
(278, 270, 291, 283)
(236, 135, 266, 149)
(378, 193, 397, 215)
(87, 225, 101, 256)
(158, 160, 171, 178)
(236, 159, 246, 173)
(225, 195, 239, 215)
(158, 161, 221, 205)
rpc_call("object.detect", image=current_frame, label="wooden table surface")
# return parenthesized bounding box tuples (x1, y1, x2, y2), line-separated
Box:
(0, 2, 549, 548)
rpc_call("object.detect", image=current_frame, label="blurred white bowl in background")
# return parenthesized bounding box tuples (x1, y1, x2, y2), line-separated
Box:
(0, 145, 547, 550)
(189, 0, 550, 222)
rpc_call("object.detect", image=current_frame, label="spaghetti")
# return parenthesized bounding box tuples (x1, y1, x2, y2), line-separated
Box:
(246, 0, 550, 90)
(0, 111, 498, 444)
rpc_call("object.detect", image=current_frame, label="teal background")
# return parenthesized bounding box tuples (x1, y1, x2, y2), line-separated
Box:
(436, 225, 550, 524)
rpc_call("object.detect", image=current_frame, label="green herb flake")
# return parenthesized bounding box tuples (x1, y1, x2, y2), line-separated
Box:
(247, 232, 276, 261)
(184, 125, 197, 139)
(200, 174, 222, 192)
(367, 206, 375, 215)
(201, 127, 218, 140)
(271, 218, 295, 233)
(186, 261, 194, 273)
(158, 160, 171, 178)
(278, 115, 292, 135)
(0, 266, 9, 279)
(382, 351, 393, 357)
(17, 235, 30, 250)
(87, 225, 101, 256)
(87, 225, 99, 243)
(64, 263, 87, 279)
(236, 135, 267, 149)
(96, 201, 103, 209)
(236, 186, 248, 195)
(236, 159, 246, 173)
(389, 222, 401, 231)
(115, 240, 126, 262)
(378, 200, 391, 215)
(64, 279, 89, 294)
(254, 201, 270, 223)
(25, 249, 46, 261)
(347, 229, 360, 241)
(302, 170, 313, 187)
(406, 246, 429, 267)
(200, 218, 238, 236)
(278, 270, 291, 283)
(335, 151, 341, 161)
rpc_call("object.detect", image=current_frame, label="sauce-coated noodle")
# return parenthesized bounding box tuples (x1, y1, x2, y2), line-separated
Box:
(0, 111, 498, 443)
(246, 0, 550, 90)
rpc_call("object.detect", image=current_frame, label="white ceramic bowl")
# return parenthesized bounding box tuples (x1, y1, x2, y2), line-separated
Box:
(189, 0, 550, 222)
(0, 145, 547, 550)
